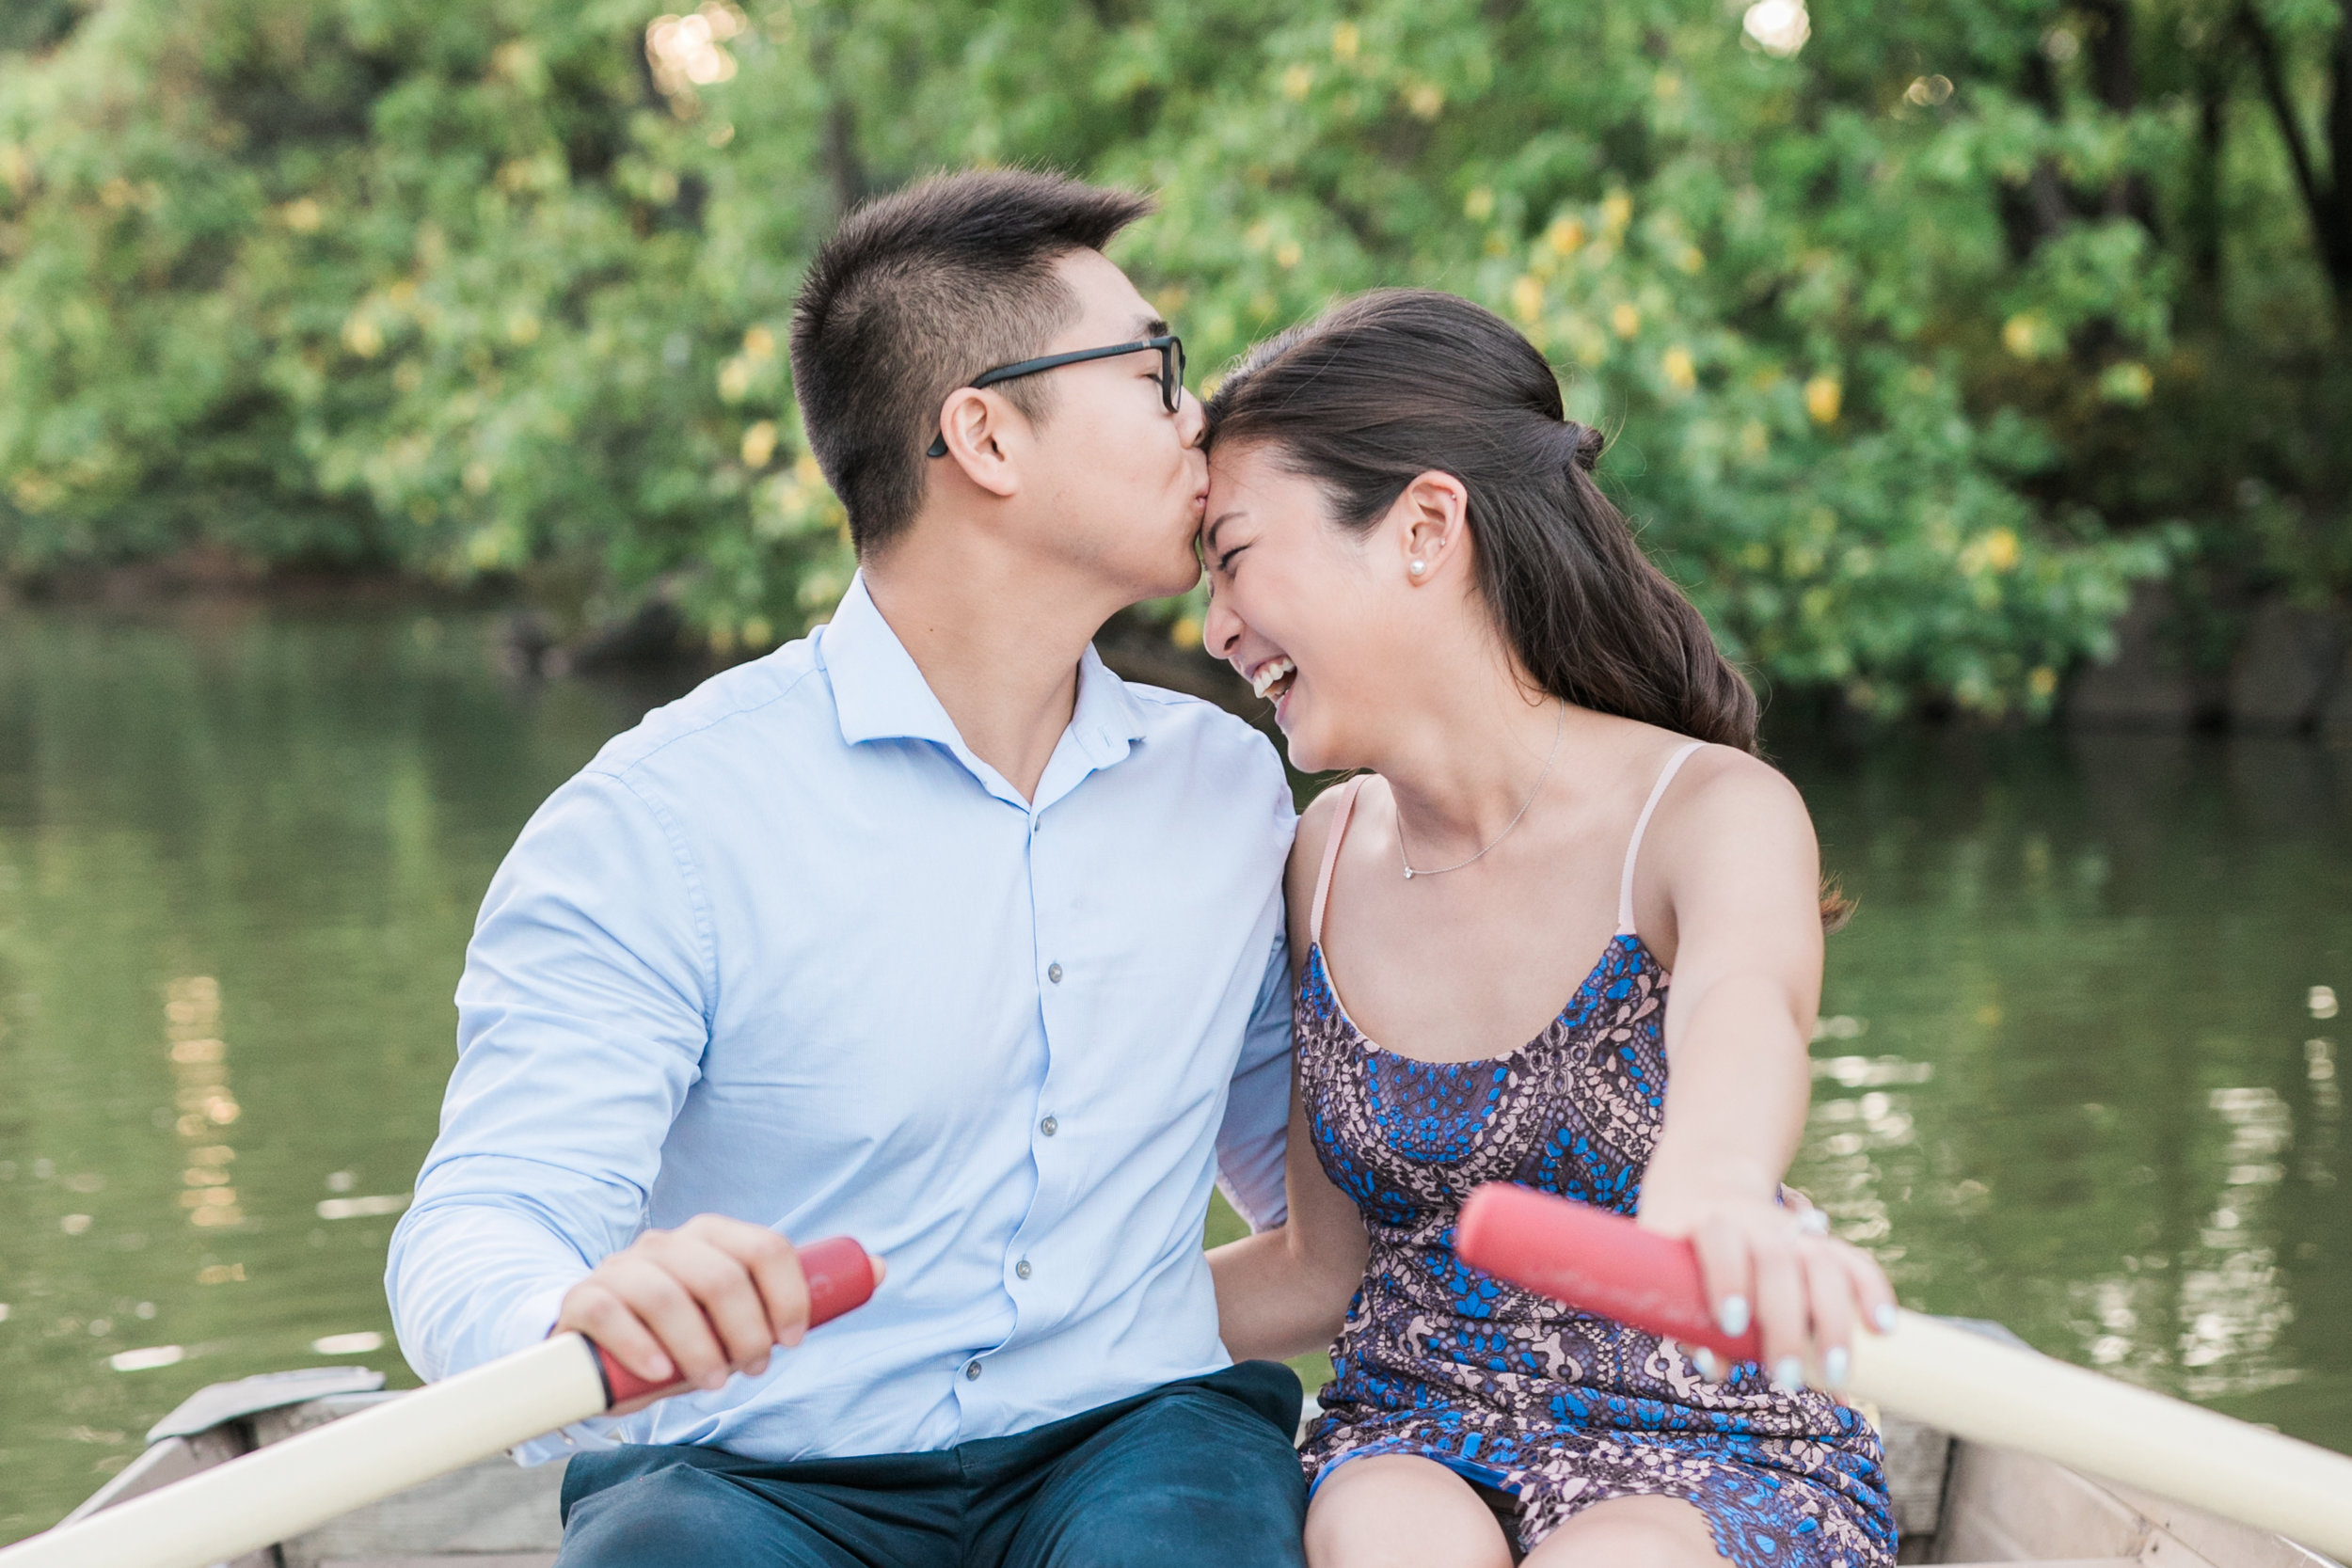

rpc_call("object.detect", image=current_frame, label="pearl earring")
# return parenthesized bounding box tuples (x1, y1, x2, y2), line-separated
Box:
(1408, 559, 1427, 577)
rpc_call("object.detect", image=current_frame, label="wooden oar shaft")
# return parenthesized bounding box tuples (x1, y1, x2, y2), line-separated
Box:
(0, 1333, 608, 1568)
(1852, 1309, 2352, 1558)
(0, 1235, 878, 1568)
(1454, 1184, 2352, 1560)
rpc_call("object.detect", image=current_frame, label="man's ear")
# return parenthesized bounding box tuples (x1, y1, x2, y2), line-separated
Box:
(935, 388, 1022, 499)
(1393, 469, 1470, 583)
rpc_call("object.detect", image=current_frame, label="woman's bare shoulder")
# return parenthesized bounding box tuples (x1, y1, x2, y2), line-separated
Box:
(1287, 777, 1360, 899)
(1284, 776, 1375, 951)
(1643, 740, 1819, 895)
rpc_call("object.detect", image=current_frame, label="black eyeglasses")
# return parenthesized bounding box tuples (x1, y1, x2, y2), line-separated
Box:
(926, 335, 1186, 457)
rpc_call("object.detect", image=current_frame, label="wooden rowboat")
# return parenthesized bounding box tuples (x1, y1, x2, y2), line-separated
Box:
(51, 1361, 2345, 1568)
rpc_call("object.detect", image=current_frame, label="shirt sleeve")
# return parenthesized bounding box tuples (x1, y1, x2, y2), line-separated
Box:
(386, 767, 715, 1439)
(1214, 927, 1293, 1231)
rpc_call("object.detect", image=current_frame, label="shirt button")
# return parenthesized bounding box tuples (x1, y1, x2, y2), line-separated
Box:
(1040, 1115, 1058, 1137)
(965, 1359, 983, 1381)
(1047, 962, 1064, 984)
(1015, 1258, 1033, 1280)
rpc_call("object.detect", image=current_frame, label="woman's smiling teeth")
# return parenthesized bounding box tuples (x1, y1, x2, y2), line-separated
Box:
(1249, 657, 1296, 702)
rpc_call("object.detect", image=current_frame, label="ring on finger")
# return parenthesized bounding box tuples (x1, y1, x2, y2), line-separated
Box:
(1790, 1207, 1831, 1239)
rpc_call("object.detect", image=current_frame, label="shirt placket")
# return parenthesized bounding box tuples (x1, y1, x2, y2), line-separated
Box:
(953, 796, 1065, 1416)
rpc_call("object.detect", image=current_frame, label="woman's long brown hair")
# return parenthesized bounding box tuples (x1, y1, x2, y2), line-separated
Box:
(1205, 289, 1852, 928)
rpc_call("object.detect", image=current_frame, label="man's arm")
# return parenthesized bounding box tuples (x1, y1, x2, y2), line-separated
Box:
(1214, 925, 1293, 1232)
(387, 769, 822, 1417)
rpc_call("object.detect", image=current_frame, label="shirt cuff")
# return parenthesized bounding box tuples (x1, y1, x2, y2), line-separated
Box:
(501, 1278, 625, 1467)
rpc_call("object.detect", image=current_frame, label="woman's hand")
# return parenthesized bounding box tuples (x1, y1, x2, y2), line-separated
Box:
(1637, 1186, 1894, 1393)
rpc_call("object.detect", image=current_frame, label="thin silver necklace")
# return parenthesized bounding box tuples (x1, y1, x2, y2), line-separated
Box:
(1397, 702, 1565, 880)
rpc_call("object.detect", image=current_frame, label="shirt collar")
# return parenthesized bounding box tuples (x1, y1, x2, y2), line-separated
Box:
(820, 572, 1150, 772)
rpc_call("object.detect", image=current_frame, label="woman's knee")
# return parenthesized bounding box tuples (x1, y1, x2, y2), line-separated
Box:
(1304, 1455, 1515, 1568)
(1520, 1495, 1726, 1568)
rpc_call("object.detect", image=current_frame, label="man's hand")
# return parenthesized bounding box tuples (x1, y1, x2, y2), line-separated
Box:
(554, 1214, 851, 1415)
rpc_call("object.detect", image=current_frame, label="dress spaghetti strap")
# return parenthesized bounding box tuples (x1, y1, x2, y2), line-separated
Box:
(1616, 741, 1708, 935)
(1309, 776, 1368, 948)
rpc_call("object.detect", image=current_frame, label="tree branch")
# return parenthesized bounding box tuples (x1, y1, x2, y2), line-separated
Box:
(2237, 3, 2328, 232)
(2328, 4, 2352, 272)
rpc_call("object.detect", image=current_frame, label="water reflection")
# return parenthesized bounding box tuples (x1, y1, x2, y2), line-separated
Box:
(0, 604, 661, 1539)
(1782, 727, 2352, 1447)
(167, 976, 243, 1228)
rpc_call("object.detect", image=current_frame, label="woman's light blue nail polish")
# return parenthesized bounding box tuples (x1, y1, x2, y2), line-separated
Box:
(1823, 1346, 1850, 1387)
(1719, 1294, 1751, 1338)
(1692, 1348, 1718, 1379)
(1873, 1303, 1899, 1334)
(1772, 1355, 1803, 1390)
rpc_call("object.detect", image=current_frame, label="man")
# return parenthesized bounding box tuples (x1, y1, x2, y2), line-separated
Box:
(387, 171, 1304, 1566)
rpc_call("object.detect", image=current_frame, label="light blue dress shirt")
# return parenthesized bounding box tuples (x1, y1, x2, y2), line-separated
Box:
(387, 574, 1296, 1465)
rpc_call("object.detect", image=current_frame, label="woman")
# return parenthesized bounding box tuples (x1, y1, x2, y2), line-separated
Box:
(1200, 291, 1898, 1568)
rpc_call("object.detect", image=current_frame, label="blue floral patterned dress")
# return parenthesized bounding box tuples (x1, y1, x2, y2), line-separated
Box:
(1294, 760, 1896, 1568)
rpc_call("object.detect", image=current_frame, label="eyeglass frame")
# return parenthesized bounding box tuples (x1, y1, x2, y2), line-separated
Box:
(926, 335, 1186, 458)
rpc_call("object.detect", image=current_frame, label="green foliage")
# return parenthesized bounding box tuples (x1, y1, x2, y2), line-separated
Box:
(0, 0, 2343, 715)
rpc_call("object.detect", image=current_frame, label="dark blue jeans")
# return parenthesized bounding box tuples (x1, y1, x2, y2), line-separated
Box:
(554, 1360, 1308, 1568)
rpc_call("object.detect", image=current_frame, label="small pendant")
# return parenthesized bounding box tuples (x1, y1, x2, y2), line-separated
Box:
(1403, 868, 1415, 879)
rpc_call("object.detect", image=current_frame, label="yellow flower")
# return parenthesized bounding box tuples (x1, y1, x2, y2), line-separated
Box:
(279, 198, 323, 233)
(718, 357, 754, 402)
(1610, 302, 1642, 338)
(2001, 312, 2044, 358)
(1282, 64, 1314, 100)
(1981, 527, 2020, 571)
(743, 325, 776, 361)
(1600, 191, 1633, 236)
(1406, 82, 1444, 120)
(2028, 666, 2058, 699)
(741, 420, 778, 467)
(342, 315, 384, 358)
(1274, 240, 1302, 270)
(2099, 361, 2153, 405)
(1331, 22, 1359, 60)
(1661, 345, 1696, 392)
(1169, 616, 1202, 649)
(1804, 374, 1842, 423)
(1464, 186, 1495, 222)
(1511, 276, 1545, 325)
(1545, 215, 1585, 257)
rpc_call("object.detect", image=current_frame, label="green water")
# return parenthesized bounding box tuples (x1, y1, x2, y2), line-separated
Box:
(1, 605, 2346, 1539)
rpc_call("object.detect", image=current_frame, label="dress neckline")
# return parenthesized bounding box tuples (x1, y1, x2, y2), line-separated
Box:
(1306, 930, 1666, 1072)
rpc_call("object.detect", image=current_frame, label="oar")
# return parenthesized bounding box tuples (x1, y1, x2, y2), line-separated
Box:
(1454, 1184, 2352, 1559)
(0, 1236, 879, 1568)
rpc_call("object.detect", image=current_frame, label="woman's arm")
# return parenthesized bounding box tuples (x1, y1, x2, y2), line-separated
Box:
(1635, 751, 1894, 1387)
(1208, 784, 1372, 1364)
(1209, 1075, 1372, 1361)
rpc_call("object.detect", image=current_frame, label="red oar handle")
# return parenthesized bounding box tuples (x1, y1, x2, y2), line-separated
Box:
(593, 1235, 878, 1407)
(1455, 1185, 1763, 1363)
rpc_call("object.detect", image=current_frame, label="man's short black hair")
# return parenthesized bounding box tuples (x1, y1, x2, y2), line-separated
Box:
(789, 169, 1155, 554)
